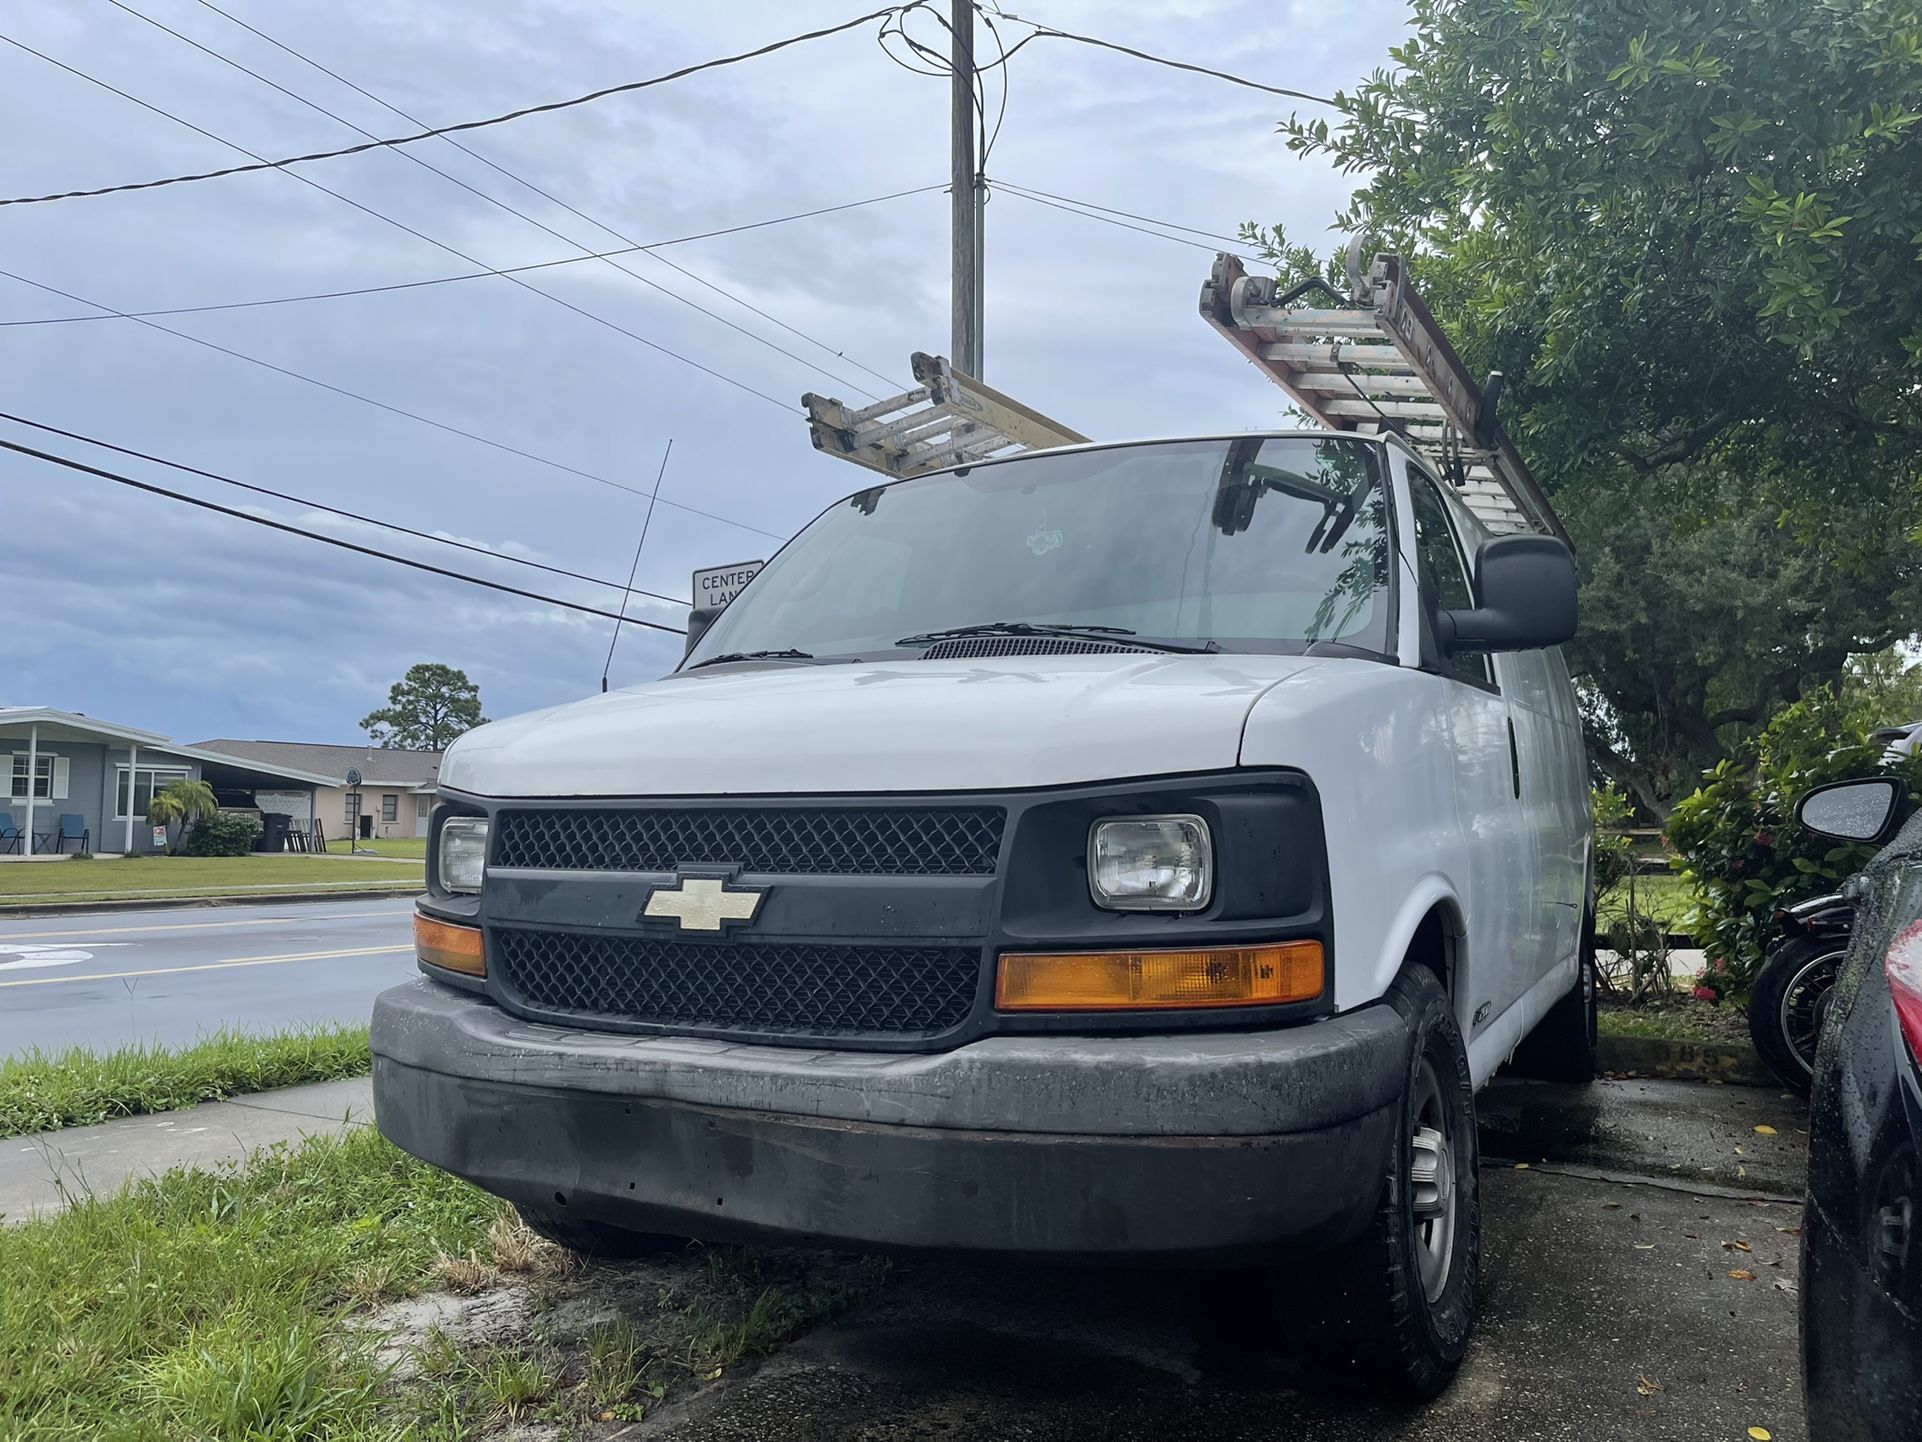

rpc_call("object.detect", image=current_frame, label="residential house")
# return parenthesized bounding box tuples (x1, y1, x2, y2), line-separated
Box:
(194, 740, 441, 841)
(0, 707, 337, 856)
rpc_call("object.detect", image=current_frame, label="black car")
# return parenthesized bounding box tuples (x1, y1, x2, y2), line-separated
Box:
(1798, 777, 1922, 1440)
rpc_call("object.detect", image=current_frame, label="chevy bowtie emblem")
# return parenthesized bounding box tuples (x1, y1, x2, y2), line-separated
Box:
(642, 876, 765, 933)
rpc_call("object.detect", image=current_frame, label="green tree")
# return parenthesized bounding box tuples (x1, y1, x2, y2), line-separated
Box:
(145, 778, 219, 856)
(1256, 0, 1922, 812)
(360, 663, 487, 751)
(1842, 646, 1922, 725)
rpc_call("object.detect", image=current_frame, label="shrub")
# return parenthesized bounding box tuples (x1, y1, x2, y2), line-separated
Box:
(183, 811, 263, 857)
(1665, 688, 1922, 988)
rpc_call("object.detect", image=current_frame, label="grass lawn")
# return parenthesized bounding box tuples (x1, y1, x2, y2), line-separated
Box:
(0, 854, 421, 906)
(0, 1129, 883, 1440)
(1597, 870, 1694, 932)
(326, 837, 428, 859)
(1599, 995, 1749, 1046)
(0, 1025, 372, 1140)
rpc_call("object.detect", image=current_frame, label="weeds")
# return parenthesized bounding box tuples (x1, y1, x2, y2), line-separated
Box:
(0, 1024, 372, 1139)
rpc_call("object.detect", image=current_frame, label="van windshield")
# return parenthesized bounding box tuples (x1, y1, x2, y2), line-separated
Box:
(684, 437, 1393, 664)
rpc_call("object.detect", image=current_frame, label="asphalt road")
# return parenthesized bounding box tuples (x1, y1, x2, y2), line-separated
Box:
(0, 896, 418, 1056)
(647, 1078, 1812, 1442)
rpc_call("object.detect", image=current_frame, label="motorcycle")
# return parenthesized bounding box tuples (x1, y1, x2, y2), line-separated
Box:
(1747, 888, 1856, 1097)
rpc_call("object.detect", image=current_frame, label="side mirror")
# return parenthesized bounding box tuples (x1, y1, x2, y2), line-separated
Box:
(1795, 777, 1910, 845)
(1439, 535, 1578, 654)
(683, 607, 719, 658)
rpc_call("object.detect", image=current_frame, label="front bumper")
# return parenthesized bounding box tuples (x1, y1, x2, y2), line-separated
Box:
(372, 978, 1408, 1259)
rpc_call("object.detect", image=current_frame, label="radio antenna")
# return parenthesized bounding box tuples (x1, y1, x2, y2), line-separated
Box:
(601, 438, 674, 692)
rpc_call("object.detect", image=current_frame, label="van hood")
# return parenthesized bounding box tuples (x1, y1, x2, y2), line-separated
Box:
(440, 654, 1326, 797)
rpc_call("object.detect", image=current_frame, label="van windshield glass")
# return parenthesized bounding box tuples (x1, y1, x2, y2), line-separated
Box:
(684, 437, 1392, 664)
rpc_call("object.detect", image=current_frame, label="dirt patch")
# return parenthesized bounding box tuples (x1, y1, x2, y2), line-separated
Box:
(360, 1221, 889, 1435)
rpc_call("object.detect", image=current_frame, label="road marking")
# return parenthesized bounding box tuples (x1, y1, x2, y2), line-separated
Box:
(0, 944, 413, 988)
(0, 908, 406, 943)
(0, 942, 129, 971)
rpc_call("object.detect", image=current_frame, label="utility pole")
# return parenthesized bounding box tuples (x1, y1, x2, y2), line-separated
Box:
(950, 0, 983, 377)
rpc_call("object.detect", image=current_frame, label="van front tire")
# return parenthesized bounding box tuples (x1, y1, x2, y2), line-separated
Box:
(1283, 965, 1481, 1400)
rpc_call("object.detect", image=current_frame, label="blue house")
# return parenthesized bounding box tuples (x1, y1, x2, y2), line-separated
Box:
(0, 707, 337, 856)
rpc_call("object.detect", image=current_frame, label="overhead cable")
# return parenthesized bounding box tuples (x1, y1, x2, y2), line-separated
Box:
(0, 7, 902, 208)
(0, 410, 690, 609)
(0, 434, 688, 634)
(0, 267, 788, 541)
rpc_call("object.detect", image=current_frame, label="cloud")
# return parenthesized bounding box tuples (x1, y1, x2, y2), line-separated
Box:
(0, 0, 1401, 744)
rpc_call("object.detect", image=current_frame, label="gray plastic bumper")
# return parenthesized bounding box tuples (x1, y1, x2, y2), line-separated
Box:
(371, 978, 1410, 1258)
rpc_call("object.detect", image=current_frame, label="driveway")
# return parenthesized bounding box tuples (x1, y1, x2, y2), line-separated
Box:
(0, 896, 417, 1055)
(644, 1077, 1810, 1441)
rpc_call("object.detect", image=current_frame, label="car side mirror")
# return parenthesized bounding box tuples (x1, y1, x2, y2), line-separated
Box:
(1796, 777, 1910, 845)
(1438, 535, 1578, 654)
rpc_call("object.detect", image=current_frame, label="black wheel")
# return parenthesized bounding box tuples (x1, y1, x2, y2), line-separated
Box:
(1509, 922, 1598, 1084)
(514, 1203, 685, 1260)
(1747, 934, 1845, 1098)
(1284, 965, 1481, 1400)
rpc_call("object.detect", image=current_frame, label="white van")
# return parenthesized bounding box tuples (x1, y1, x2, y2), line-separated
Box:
(373, 430, 1592, 1398)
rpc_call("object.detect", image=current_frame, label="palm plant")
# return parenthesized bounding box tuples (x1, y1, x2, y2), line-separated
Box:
(146, 779, 220, 855)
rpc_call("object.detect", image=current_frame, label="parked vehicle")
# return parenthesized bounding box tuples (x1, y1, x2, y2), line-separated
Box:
(1750, 890, 1856, 1097)
(372, 431, 1590, 1399)
(1797, 776, 1922, 1441)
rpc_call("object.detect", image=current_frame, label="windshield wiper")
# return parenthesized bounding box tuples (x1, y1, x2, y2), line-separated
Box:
(688, 648, 815, 669)
(895, 621, 1217, 654)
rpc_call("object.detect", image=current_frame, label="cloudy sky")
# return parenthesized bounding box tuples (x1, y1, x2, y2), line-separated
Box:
(0, 0, 1402, 746)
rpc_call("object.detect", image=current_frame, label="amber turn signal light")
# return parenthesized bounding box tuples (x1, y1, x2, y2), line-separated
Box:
(995, 940, 1323, 1012)
(415, 914, 485, 977)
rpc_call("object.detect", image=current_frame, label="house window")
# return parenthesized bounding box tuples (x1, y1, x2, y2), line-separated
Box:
(344, 792, 361, 826)
(381, 794, 399, 824)
(116, 766, 191, 819)
(414, 795, 432, 819)
(7, 754, 68, 802)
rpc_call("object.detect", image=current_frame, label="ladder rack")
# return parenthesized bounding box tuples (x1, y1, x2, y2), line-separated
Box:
(803, 352, 1087, 479)
(1199, 252, 1568, 545)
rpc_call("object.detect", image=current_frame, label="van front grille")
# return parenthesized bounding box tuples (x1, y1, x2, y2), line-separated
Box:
(491, 805, 1004, 877)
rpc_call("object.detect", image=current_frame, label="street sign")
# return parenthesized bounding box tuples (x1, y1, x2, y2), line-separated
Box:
(691, 561, 764, 612)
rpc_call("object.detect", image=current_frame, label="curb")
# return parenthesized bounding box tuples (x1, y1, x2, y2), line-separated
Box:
(0, 884, 422, 919)
(1596, 1032, 1777, 1087)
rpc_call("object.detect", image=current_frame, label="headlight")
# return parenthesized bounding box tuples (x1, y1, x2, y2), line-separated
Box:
(437, 817, 489, 894)
(1088, 815, 1212, 911)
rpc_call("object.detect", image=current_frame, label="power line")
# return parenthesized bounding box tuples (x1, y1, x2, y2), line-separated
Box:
(0, 185, 945, 330)
(0, 434, 688, 635)
(994, 180, 1247, 251)
(0, 267, 788, 541)
(107, 0, 890, 404)
(0, 410, 691, 609)
(1002, 14, 1337, 105)
(190, 0, 909, 398)
(0, 6, 904, 208)
(993, 183, 1249, 256)
(3, 33, 798, 415)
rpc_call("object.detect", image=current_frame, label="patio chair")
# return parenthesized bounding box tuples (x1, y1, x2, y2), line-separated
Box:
(52, 814, 89, 853)
(0, 810, 19, 855)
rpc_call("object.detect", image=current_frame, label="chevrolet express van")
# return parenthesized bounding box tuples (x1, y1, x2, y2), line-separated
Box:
(373, 430, 1590, 1397)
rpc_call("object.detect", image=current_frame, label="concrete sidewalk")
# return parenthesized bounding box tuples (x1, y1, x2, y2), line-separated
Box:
(0, 1074, 372, 1223)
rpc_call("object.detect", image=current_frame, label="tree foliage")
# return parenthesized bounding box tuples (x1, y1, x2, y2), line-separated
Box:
(146, 779, 220, 856)
(1261, 0, 1922, 811)
(360, 663, 487, 751)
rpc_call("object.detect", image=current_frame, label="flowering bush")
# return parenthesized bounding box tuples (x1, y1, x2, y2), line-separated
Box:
(1665, 688, 1922, 988)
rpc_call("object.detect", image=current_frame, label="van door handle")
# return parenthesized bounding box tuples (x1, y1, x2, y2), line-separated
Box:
(1506, 718, 1521, 799)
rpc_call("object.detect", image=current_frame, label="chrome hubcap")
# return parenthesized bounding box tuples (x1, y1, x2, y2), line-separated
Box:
(1409, 1058, 1457, 1303)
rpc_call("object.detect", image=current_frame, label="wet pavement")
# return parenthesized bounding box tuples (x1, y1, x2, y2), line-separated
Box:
(636, 1077, 1811, 1441)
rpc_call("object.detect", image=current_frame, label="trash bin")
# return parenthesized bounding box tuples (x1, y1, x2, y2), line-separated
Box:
(260, 812, 291, 854)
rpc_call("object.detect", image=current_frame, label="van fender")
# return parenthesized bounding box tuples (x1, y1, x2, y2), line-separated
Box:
(1366, 874, 1471, 1035)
